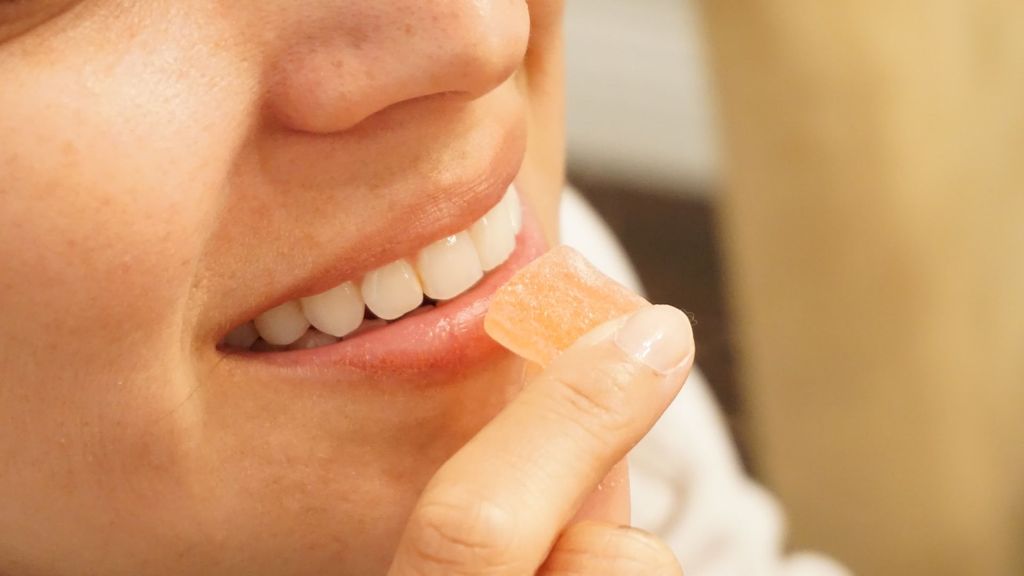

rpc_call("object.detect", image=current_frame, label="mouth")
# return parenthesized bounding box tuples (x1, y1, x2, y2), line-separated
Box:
(218, 183, 546, 374)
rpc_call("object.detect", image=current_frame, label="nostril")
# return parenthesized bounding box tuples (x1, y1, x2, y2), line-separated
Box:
(265, 2, 530, 135)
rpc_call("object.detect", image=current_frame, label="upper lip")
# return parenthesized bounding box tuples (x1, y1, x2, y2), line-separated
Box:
(214, 125, 526, 342)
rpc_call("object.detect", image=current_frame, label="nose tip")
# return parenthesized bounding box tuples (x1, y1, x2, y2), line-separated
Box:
(268, 2, 530, 134)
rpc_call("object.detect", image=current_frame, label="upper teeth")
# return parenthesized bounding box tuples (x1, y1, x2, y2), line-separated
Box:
(416, 231, 483, 301)
(359, 259, 423, 321)
(224, 186, 523, 349)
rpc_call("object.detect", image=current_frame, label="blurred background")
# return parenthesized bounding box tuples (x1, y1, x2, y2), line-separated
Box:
(563, 1, 1024, 575)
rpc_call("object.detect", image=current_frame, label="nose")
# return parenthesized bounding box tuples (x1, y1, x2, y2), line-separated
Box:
(266, 1, 530, 134)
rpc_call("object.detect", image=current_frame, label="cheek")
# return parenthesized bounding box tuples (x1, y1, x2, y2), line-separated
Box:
(0, 169, 198, 351)
(520, 1, 566, 240)
(0, 3, 252, 508)
(0, 40, 225, 382)
(0, 5, 254, 368)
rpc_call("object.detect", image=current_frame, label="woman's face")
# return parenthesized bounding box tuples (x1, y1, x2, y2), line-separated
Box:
(0, 2, 565, 574)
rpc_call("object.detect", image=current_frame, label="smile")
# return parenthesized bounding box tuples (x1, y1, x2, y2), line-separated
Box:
(222, 186, 526, 353)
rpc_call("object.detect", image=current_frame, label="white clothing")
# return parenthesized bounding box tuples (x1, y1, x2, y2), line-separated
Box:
(559, 189, 850, 576)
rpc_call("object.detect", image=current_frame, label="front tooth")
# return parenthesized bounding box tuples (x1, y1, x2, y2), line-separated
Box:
(416, 232, 484, 300)
(300, 281, 365, 337)
(360, 259, 424, 320)
(504, 185, 522, 234)
(253, 300, 310, 345)
(469, 197, 517, 271)
(224, 322, 259, 349)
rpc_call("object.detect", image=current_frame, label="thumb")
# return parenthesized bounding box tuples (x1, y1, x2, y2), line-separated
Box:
(389, 305, 693, 576)
(572, 458, 631, 525)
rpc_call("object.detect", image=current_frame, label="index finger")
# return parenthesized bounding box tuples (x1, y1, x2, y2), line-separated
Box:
(388, 304, 694, 576)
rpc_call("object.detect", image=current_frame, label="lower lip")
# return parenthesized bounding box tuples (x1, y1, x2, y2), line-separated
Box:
(240, 202, 548, 377)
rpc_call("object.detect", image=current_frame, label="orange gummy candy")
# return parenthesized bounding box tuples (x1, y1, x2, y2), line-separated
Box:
(484, 245, 650, 366)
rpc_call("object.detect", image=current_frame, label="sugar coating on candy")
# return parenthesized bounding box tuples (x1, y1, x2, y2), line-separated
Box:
(484, 245, 649, 366)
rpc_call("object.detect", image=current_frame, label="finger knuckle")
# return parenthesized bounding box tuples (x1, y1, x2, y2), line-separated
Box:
(551, 363, 638, 440)
(608, 527, 681, 575)
(405, 490, 520, 574)
(546, 524, 682, 576)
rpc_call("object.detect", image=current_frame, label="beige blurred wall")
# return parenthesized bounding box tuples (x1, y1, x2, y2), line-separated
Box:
(564, 0, 717, 194)
(702, 1, 1024, 574)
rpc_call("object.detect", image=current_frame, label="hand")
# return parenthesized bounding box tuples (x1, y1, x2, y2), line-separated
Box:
(388, 305, 694, 575)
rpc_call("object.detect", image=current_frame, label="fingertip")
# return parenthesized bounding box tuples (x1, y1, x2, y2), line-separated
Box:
(614, 305, 694, 374)
(562, 305, 695, 377)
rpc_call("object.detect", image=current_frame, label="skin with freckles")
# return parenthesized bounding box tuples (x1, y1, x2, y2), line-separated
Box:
(0, 2, 688, 575)
(0, 2, 565, 574)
